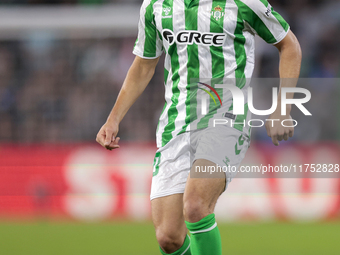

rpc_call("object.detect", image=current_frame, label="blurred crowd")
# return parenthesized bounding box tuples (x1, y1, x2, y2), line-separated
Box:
(0, 0, 339, 143)
(0, 37, 165, 142)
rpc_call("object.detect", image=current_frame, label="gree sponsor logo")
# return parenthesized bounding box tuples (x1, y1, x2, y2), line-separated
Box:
(162, 29, 226, 47)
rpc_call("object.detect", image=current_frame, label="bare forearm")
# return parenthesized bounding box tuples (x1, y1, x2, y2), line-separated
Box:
(278, 35, 302, 79)
(276, 30, 302, 113)
(265, 31, 302, 146)
(107, 56, 159, 123)
(96, 56, 159, 150)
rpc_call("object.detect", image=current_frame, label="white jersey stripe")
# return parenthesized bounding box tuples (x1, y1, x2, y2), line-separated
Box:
(171, 0, 187, 139)
(223, 1, 238, 79)
(191, 0, 213, 131)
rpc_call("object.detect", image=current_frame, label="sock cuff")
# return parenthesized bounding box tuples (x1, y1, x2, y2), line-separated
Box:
(185, 213, 217, 234)
(159, 234, 191, 255)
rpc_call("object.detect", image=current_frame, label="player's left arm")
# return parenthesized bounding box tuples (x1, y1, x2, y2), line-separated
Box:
(265, 30, 302, 146)
(238, 0, 302, 145)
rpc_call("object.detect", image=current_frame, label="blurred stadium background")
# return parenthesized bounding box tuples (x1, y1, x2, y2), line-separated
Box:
(0, 0, 339, 254)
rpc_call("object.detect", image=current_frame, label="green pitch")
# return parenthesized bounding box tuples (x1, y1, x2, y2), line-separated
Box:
(0, 220, 339, 255)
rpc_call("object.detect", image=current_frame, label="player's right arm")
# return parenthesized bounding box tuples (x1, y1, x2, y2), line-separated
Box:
(96, 55, 159, 150)
(97, 0, 163, 150)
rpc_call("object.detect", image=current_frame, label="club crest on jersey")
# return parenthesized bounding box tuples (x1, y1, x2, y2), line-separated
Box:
(211, 5, 224, 21)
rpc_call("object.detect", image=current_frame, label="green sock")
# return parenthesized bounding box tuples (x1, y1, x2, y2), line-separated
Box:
(185, 214, 222, 255)
(159, 234, 191, 255)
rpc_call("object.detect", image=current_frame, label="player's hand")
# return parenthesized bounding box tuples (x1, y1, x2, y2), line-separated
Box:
(265, 112, 294, 146)
(96, 121, 120, 150)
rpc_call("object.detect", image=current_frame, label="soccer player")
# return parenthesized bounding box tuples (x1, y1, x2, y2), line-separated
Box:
(96, 0, 301, 254)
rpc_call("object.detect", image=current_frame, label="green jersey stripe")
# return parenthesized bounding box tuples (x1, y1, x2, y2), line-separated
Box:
(233, 2, 247, 83)
(197, 0, 227, 129)
(180, 0, 200, 134)
(210, 4, 226, 79)
(161, 0, 181, 146)
(234, 103, 249, 132)
(236, 0, 276, 44)
(259, 0, 269, 7)
(238, 0, 289, 44)
(187, 0, 214, 132)
(270, 6, 289, 32)
(169, 0, 188, 140)
(259, 0, 289, 33)
(143, 1, 157, 57)
(134, 0, 163, 59)
(152, 151, 161, 177)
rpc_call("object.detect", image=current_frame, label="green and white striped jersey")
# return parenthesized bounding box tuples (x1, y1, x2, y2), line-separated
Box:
(133, 0, 289, 148)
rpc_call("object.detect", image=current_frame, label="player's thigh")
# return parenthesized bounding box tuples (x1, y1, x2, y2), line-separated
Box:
(183, 159, 226, 220)
(151, 194, 187, 237)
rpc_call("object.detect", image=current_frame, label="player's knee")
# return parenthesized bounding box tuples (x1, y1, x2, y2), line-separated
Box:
(156, 228, 183, 253)
(183, 196, 208, 223)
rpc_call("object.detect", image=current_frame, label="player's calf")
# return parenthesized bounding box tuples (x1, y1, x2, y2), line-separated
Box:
(183, 159, 225, 255)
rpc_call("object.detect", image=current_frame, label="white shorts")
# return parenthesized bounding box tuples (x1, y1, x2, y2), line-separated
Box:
(150, 126, 250, 200)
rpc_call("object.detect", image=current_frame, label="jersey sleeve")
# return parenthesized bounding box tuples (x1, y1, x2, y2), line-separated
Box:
(133, 0, 163, 59)
(237, 0, 290, 44)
